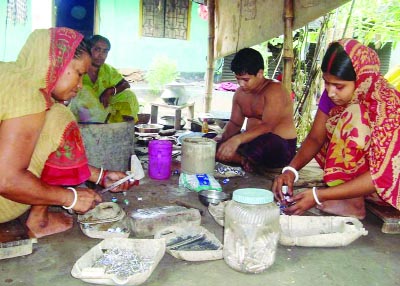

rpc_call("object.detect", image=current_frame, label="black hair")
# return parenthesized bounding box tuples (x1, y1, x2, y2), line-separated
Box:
(321, 42, 356, 81)
(231, 48, 264, 76)
(88, 35, 111, 50)
(74, 38, 91, 59)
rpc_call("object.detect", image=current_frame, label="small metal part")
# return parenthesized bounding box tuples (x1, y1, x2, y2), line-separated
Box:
(167, 234, 205, 250)
(93, 248, 153, 279)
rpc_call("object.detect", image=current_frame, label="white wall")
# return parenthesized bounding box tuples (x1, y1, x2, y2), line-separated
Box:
(31, 0, 52, 29)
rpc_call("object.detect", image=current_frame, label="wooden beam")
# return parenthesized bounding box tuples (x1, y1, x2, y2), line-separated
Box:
(204, 0, 215, 113)
(283, 0, 294, 93)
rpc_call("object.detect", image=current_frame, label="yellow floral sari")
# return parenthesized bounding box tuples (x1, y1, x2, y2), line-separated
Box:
(0, 28, 85, 223)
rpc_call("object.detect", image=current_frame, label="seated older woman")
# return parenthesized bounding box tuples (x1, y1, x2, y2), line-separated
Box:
(69, 35, 139, 123)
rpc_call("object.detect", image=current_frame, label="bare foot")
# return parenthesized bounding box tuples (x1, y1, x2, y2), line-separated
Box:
(26, 206, 73, 238)
(317, 197, 366, 219)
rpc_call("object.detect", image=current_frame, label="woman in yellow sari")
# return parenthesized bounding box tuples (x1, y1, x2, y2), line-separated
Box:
(0, 28, 134, 238)
(272, 39, 400, 219)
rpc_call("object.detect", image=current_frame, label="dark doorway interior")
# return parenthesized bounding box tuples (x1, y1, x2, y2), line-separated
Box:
(55, 0, 96, 38)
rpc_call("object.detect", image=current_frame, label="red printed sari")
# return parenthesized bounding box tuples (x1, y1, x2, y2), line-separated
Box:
(315, 39, 400, 210)
(28, 103, 91, 186)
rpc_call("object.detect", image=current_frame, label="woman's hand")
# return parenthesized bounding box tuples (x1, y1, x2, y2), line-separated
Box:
(283, 188, 316, 215)
(99, 87, 114, 108)
(71, 187, 102, 213)
(272, 171, 296, 202)
(103, 170, 137, 192)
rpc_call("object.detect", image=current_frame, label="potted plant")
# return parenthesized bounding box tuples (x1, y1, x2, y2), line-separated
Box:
(145, 55, 180, 96)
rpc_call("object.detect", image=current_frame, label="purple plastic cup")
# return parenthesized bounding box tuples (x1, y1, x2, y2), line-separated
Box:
(148, 140, 173, 180)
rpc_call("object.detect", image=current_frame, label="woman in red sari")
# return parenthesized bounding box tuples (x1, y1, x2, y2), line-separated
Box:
(272, 39, 400, 219)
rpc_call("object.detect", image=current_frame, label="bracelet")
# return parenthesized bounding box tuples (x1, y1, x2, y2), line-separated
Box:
(95, 167, 104, 185)
(112, 86, 117, 96)
(282, 166, 299, 183)
(101, 170, 108, 186)
(312, 187, 322, 206)
(62, 187, 78, 210)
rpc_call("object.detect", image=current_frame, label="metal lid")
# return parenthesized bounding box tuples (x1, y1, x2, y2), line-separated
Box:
(232, 188, 274, 204)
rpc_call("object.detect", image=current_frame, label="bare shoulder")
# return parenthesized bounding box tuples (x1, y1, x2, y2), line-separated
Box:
(232, 87, 247, 103)
(264, 79, 288, 94)
(233, 87, 245, 97)
(262, 80, 291, 102)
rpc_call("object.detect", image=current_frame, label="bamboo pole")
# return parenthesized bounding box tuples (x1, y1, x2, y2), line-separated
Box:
(283, 0, 294, 93)
(342, 0, 355, 38)
(204, 0, 215, 113)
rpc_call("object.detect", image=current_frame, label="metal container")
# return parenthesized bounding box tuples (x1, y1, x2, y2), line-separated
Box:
(159, 116, 186, 129)
(135, 124, 164, 133)
(181, 137, 216, 174)
(160, 82, 190, 106)
(198, 190, 230, 206)
(79, 121, 135, 171)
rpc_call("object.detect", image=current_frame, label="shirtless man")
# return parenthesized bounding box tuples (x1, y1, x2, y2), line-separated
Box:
(216, 48, 297, 171)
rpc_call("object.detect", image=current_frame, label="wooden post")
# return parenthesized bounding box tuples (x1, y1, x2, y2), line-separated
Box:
(204, 0, 215, 113)
(283, 0, 294, 93)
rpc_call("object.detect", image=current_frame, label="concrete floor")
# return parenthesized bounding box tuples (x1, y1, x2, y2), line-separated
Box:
(1, 155, 399, 286)
(1, 85, 399, 286)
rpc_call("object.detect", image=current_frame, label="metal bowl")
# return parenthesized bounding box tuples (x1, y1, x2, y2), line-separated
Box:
(137, 113, 151, 124)
(135, 124, 164, 133)
(159, 116, 186, 129)
(198, 190, 230, 206)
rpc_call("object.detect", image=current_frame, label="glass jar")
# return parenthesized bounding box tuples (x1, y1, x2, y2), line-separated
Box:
(223, 188, 280, 273)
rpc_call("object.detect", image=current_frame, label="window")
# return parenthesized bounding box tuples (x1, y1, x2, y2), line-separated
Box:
(142, 0, 191, 40)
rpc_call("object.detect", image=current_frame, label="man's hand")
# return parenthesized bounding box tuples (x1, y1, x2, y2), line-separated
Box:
(216, 136, 241, 161)
(213, 134, 223, 143)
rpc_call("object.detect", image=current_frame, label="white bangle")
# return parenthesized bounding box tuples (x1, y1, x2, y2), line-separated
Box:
(312, 187, 322, 206)
(96, 167, 104, 185)
(113, 86, 117, 95)
(282, 166, 299, 183)
(63, 187, 78, 210)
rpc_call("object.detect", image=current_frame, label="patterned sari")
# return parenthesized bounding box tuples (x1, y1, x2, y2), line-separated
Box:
(0, 28, 89, 223)
(315, 39, 400, 210)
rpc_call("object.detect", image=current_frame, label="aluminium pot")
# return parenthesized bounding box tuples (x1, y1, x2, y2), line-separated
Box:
(159, 116, 186, 129)
(135, 124, 164, 133)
